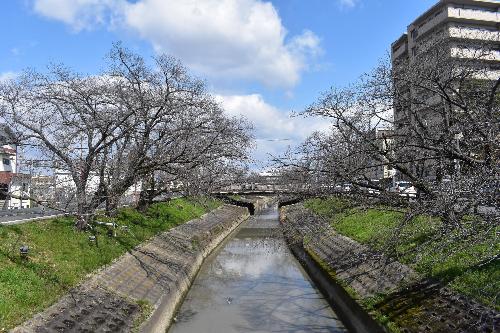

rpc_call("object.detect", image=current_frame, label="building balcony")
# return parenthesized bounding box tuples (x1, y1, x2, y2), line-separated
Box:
(448, 25, 500, 42)
(451, 46, 500, 61)
(448, 6, 500, 25)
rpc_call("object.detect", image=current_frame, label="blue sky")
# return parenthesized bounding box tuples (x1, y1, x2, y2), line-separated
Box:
(0, 0, 438, 168)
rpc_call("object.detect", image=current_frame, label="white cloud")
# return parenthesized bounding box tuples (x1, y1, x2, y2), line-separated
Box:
(32, 0, 322, 87)
(339, 0, 358, 9)
(0, 72, 18, 82)
(33, 0, 123, 31)
(123, 0, 322, 87)
(216, 94, 330, 165)
(288, 30, 322, 57)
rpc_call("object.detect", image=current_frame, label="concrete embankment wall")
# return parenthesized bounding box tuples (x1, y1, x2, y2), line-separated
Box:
(280, 203, 386, 333)
(138, 204, 249, 333)
(13, 204, 250, 333)
(280, 203, 399, 333)
(280, 203, 500, 333)
(281, 204, 416, 298)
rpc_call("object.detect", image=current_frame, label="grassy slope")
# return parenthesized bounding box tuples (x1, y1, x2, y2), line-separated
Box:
(0, 198, 220, 330)
(304, 197, 499, 310)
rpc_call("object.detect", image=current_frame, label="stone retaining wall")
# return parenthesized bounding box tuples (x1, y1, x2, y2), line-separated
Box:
(281, 203, 499, 333)
(13, 204, 249, 333)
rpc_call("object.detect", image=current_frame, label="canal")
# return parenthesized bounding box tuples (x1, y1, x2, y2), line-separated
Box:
(169, 203, 347, 333)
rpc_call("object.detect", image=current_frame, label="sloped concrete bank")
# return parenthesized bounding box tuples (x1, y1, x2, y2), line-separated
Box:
(280, 203, 385, 333)
(280, 203, 499, 333)
(286, 241, 384, 333)
(12, 204, 250, 333)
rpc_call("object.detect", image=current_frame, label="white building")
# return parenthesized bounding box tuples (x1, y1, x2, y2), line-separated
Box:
(31, 174, 55, 205)
(392, 0, 499, 68)
(0, 125, 31, 209)
(365, 128, 397, 181)
(52, 169, 144, 207)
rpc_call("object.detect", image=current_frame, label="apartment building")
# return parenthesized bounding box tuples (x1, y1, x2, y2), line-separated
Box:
(390, 0, 499, 180)
(392, 0, 499, 116)
(392, 0, 499, 67)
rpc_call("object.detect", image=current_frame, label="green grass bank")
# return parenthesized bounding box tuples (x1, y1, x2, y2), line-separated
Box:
(304, 197, 499, 311)
(0, 198, 220, 331)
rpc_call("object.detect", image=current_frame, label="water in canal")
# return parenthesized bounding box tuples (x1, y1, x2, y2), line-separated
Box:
(169, 203, 347, 333)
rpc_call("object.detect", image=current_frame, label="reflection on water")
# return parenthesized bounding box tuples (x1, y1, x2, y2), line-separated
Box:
(169, 204, 347, 333)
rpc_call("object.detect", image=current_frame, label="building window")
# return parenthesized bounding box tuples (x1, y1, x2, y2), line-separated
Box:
(411, 47, 417, 56)
(411, 29, 419, 40)
(3, 158, 10, 166)
(0, 184, 8, 200)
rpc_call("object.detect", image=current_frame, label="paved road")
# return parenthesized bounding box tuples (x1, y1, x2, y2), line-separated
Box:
(0, 207, 63, 225)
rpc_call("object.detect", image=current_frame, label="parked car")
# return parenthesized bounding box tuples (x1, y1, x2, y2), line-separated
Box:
(342, 183, 352, 193)
(390, 181, 417, 198)
(360, 180, 381, 195)
(333, 184, 343, 192)
(366, 187, 381, 195)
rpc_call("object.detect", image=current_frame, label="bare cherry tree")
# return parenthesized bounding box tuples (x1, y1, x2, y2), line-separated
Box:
(0, 44, 253, 229)
(97, 46, 253, 212)
(276, 34, 499, 265)
(0, 65, 139, 229)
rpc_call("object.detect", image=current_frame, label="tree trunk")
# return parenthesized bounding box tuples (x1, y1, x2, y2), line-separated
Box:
(74, 187, 90, 231)
(136, 189, 154, 212)
(75, 213, 92, 230)
(136, 176, 156, 212)
(105, 195, 119, 217)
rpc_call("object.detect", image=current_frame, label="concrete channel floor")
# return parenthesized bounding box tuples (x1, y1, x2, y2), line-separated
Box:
(169, 205, 347, 333)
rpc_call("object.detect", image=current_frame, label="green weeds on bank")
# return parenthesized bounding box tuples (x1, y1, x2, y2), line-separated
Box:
(0, 198, 220, 330)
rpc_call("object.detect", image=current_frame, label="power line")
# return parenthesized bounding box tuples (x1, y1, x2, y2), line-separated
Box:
(255, 138, 292, 142)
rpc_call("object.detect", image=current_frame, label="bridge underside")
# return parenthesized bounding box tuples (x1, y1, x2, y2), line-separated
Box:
(213, 190, 290, 195)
